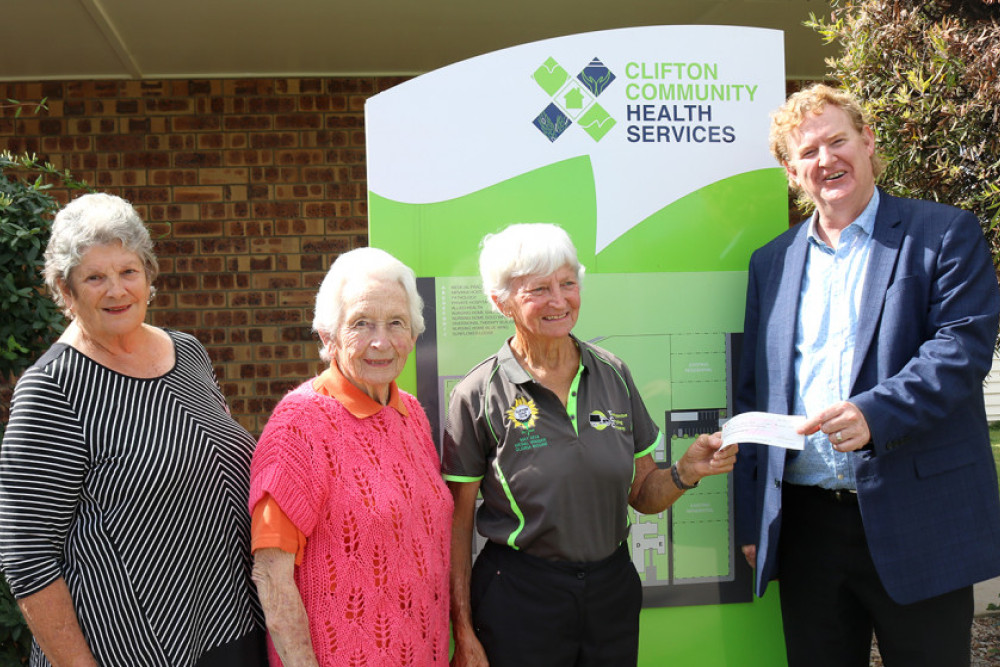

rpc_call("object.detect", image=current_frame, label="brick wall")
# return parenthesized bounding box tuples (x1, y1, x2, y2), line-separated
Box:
(1, 77, 409, 435)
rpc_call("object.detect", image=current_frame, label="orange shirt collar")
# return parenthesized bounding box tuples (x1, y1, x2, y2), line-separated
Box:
(312, 362, 408, 418)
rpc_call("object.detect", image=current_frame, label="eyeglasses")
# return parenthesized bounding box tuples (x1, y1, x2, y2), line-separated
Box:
(341, 319, 412, 339)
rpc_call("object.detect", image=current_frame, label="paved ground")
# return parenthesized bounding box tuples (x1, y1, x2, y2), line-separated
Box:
(869, 577, 1000, 665)
(976, 576, 1000, 616)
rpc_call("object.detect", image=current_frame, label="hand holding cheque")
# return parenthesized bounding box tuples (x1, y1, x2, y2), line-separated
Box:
(724, 400, 871, 453)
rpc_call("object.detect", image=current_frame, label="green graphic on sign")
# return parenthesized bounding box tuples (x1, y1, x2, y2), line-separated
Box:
(532, 57, 569, 96)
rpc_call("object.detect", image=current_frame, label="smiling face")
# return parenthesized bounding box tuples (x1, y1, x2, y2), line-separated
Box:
(61, 241, 151, 342)
(783, 104, 876, 225)
(501, 264, 581, 344)
(327, 276, 416, 404)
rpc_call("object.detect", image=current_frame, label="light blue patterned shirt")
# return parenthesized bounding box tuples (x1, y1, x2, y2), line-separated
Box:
(785, 189, 880, 490)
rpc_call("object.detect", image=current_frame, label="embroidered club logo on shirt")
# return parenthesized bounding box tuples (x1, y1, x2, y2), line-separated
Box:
(590, 409, 629, 432)
(589, 410, 612, 430)
(506, 396, 539, 430)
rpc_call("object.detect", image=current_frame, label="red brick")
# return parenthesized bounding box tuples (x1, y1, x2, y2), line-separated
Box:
(128, 118, 151, 134)
(304, 202, 352, 218)
(173, 221, 224, 237)
(325, 183, 365, 198)
(230, 291, 278, 307)
(198, 134, 224, 149)
(39, 118, 64, 135)
(116, 100, 140, 114)
(175, 186, 223, 202)
(247, 97, 296, 114)
(145, 98, 194, 113)
(172, 116, 222, 132)
(276, 150, 322, 165)
(224, 150, 273, 166)
(227, 220, 273, 237)
(202, 273, 237, 289)
(252, 202, 300, 218)
(376, 76, 411, 92)
(250, 132, 297, 149)
(189, 80, 214, 95)
(151, 169, 197, 186)
(156, 240, 198, 256)
(178, 292, 226, 307)
(158, 272, 197, 291)
(325, 116, 363, 128)
(175, 152, 221, 167)
(158, 311, 198, 327)
(124, 152, 170, 169)
(253, 308, 304, 324)
(200, 238, 248, 254)
(251, 273, 301, 290)
(275, 114, 322, 130)
(203, 310, 250, 328)
(122, 187, 170, 203)
(326, 79, 375, 94)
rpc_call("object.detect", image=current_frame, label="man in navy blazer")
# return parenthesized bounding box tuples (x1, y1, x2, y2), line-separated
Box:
(734, 84, 1000, 666)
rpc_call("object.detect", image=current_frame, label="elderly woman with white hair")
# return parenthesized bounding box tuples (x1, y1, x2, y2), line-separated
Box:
(249, 247, 453, 667)
(443, 223, 738, 667)
(0, 193, 265, 666)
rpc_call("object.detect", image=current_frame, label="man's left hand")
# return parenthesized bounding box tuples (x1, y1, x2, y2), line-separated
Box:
(798, 401, 871, 452)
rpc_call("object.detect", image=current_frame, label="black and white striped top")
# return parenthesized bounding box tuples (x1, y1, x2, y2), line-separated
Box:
(0, 330, 263, 666)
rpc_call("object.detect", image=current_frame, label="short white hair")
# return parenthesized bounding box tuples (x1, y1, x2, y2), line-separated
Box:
(479, 223, 585, 314)
(312, 247, 425, 362)
(44, 193, 159, 314)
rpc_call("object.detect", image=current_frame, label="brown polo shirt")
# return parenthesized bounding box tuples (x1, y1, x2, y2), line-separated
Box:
(442, 336, 661, 562)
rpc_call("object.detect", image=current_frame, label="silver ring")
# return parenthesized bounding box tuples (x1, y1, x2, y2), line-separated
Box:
(835, 431, 844, 443)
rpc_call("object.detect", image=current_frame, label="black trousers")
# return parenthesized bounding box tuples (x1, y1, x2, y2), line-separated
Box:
(470, 541, 642, 667)
(778, 483, 973, 667)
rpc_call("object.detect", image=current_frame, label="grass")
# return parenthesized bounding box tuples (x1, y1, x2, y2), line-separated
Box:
(989, 422, 1000, 489)
(988, 424, 1000, 611)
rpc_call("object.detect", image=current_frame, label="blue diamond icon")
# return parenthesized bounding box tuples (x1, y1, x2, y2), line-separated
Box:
(577, 57, 615, 96)
(533, 103, 572, 142)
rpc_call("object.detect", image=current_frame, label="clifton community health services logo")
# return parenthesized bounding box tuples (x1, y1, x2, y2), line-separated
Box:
(532, 56, 616, 143)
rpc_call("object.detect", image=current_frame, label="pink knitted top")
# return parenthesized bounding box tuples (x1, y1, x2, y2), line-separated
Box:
(249, 375, 453, 667)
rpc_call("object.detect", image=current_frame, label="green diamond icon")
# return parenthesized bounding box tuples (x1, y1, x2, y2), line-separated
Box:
(578, 103, 615, 141)
(533, 57, 569, 96)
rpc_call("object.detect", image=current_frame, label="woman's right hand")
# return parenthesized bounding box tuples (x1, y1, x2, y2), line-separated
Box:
(451, 634, 490, 667)
(17, 578, 98, 667)
(447, 480, 489, 667)
(252, 548, 320, 667)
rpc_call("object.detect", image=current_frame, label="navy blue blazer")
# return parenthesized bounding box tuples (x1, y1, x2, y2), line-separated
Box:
(734, 189, 1000, 605)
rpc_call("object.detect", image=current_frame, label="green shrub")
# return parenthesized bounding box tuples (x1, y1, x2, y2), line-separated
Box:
(0, 568, 30, 663)
(807, 0, 1000, 262)
(0, 148, 90, 663)
(0, 157, 69, 379)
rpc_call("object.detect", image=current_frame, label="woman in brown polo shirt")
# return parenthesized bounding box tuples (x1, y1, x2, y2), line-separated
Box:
(442, 223, 738, 667)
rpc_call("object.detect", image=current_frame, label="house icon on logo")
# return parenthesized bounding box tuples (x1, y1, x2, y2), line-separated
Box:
(563, 87, 584, 110)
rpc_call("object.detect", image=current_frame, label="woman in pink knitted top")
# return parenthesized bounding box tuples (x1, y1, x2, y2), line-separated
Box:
(249, 247, 453, 667)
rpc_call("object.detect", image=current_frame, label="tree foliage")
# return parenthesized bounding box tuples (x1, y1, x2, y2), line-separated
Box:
(0, 152, 90, 381)
(807, 0, 1000, 264)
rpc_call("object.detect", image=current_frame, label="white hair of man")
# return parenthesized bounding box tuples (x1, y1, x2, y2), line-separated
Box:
(479, 223, 585, 316)
(312, 247, 426, 362)
(43, 192, 159, 314)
